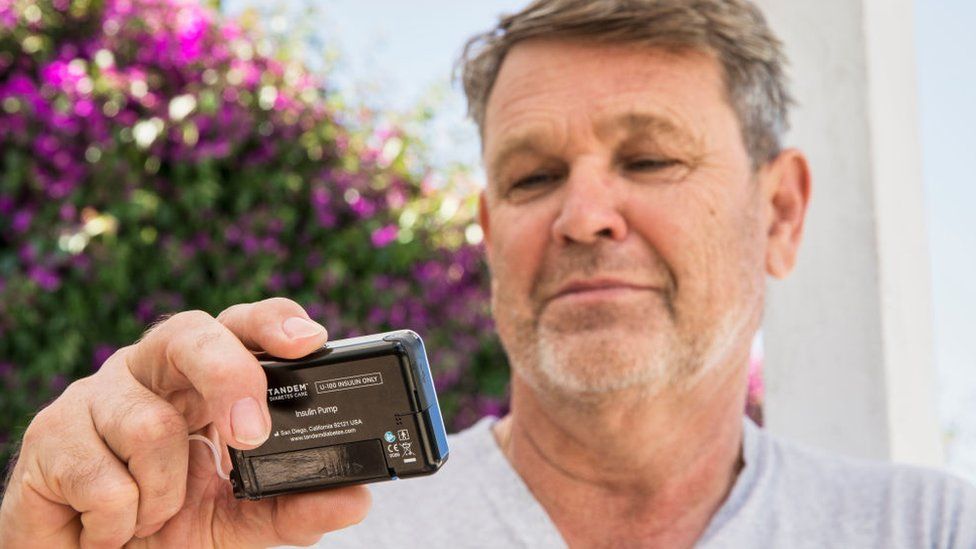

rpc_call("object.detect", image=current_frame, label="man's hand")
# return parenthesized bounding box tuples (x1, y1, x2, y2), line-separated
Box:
(0, 297, 371, 548)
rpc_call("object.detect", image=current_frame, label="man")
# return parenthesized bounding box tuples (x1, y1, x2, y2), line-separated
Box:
(1, 0, 973, 547)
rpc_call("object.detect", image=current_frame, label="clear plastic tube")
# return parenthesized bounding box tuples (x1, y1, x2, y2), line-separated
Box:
(188, 428, 230, 480)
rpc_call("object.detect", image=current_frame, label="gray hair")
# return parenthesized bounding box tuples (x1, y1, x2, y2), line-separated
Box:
(457, 0, 793, 167)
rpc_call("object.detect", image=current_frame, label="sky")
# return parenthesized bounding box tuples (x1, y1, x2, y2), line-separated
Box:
(225, 0, 976, 479)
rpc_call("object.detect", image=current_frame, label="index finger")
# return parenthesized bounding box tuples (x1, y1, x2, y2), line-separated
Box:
(121, 309, 271, 448)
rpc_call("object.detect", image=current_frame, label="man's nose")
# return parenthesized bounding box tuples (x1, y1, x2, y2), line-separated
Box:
(550, 165, 628, 245)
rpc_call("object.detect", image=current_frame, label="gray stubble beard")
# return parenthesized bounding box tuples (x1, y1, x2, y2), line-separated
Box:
(493, 277, 762, 406)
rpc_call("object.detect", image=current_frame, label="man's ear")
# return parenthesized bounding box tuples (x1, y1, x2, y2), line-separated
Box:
(761, 148, 812, 279)
(478, 190, 492, 260)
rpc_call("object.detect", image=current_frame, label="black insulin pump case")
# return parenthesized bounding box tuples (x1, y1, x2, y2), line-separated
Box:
(228, 330, 449, 499)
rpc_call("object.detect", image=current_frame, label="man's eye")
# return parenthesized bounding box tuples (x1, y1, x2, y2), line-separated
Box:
(625, 158, 679, 172)
(510, 172, 557, 190)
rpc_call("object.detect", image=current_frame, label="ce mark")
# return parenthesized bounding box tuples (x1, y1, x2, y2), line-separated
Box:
(387, 443, 400, 453)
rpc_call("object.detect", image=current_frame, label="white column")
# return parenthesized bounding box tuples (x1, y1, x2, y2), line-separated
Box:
(756, 0, 943, 465)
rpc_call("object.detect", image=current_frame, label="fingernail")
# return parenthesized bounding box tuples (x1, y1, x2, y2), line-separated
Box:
(282, 316, 326, 339)
(231, 397, 268, 446)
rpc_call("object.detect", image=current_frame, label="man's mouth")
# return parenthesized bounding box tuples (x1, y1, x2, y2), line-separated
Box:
(548, 278, 661, 303)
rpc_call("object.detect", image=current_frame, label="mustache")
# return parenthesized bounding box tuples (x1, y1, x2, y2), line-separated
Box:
(530, 242, 677, 312)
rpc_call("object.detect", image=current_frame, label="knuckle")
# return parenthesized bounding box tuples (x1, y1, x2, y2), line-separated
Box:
(25, 398, 58, 430)
(121, 400, 187, 446)
(164, 324, 225, 364)
(60, 376, 93, 400)
(192, 329, 224, 352)
(142, 310, 217, 360)
(23, 382, 85, 443)
(92, 475, 139, 509)
(170, 309, 213, 329)
(21, 414, 49, 451)
(116, 343, 139, 358)
(98, 346, 135, 377)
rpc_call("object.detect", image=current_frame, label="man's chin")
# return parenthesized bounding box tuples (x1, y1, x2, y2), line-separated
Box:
(527, 326, 677, 397)
(539, 297, 666, 334)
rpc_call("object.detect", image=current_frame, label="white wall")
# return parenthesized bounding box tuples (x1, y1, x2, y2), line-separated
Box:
(757, 0, 943, 465)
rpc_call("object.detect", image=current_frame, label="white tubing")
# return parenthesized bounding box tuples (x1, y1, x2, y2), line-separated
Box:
(188, 430, 230, 480)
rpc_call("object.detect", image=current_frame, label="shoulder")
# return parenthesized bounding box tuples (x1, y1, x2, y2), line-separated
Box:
(736, 422, 976, 547)
(762, 426, 973, 505)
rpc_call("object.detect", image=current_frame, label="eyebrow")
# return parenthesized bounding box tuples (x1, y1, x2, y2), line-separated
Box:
(486, 133, 547, 183)
(594, 112, 695, 147)
(485, 111, 694, 181)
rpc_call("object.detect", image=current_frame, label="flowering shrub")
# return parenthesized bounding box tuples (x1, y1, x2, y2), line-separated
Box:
(0, 0, 764, 464)
(0, 0, 509, 463)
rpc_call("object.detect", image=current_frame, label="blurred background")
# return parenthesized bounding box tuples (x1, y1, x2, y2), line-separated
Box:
(0, 0, 971, 483)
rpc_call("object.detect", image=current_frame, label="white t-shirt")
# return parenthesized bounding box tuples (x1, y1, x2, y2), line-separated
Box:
(314, 416, 976, 548)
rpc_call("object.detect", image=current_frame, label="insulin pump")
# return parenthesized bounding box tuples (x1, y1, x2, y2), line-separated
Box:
(226, 330, 450, 500)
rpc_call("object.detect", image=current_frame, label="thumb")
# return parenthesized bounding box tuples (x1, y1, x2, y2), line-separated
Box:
(214, 486, 373, 548)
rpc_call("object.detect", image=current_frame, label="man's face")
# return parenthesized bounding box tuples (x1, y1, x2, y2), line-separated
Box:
(480, 40, 769, 399)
